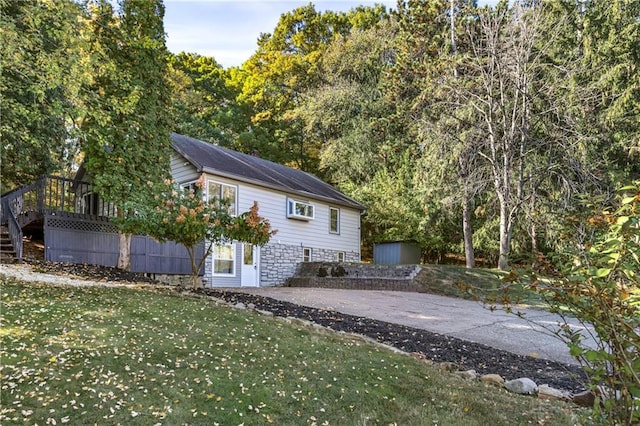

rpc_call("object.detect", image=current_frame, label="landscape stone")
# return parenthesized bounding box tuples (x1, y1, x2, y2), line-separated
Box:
(456, 369, 477, 380)
(480, 374, 504, 386)
(437, 362, 459, 372)
(537, 384, 569, 401)
(572, 390, 596, 407)
(234, 302, 246, 310)
(247, 302, 256, 310)
(504, 377, 538, 395)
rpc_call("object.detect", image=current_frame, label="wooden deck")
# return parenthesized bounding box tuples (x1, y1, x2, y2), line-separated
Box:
(1, 175, 202, 275)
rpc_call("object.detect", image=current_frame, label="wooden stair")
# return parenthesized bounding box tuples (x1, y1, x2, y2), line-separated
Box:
(0, 225, 17, 264)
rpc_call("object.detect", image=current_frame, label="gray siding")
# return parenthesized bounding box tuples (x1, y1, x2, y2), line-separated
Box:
(204, 242, 241, 287)
(171, 152, 200, 183)
(199, 173, 362, 287)
(209, 174, 361, 254)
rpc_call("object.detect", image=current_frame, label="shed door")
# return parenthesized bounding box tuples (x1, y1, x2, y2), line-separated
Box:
(241, 244, 259, 287)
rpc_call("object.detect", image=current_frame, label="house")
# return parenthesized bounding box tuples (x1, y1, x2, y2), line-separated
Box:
(170, 133, 365, 287)
(0, 133, 364, 287)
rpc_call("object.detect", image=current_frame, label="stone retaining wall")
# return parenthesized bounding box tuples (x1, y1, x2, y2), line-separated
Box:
(286, 276, 425, 292)
(286, 262, 427, 292)
(293, 262, 421, 278)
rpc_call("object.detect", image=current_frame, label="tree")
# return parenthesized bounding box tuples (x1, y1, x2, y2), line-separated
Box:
(236, 4, 389, 173)
(168, 53, 239, 144)
(295, 21, 436, 256)
(393, 0, 483, 268)
(123, 177, 276, 288)
(580, 0, 640, 169)
(81, 0, 172, 270)
(512, 182, 639, 424)
(0, 0, 86, 191)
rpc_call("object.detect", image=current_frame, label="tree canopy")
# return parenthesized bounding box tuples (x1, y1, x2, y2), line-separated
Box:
(4, 0, 638, 270)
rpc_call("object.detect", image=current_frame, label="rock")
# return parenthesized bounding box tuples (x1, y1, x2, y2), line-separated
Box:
(456, 369, 477, 380)
(256, 309, 273, 316)
(437, 362, 459, 372)
(538, 384, 568, 401)
(247, 303, 256, 310)
(409, 352, 426, 360)
(504, 378, 538, 395)
(480, 374, 504, 386)
(572, 390, 595, 407)
(234, 302, 246, 310)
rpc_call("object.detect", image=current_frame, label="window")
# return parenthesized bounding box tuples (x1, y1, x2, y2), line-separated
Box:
(337, 251, 345, 262)
(213, 244, 235, 275)
(208, 180, 237, 215)
(287, 199, 314, 220)
(302, 247, 312, 262)
(329, 207, 340, 234)
(181, 181, 199, 193)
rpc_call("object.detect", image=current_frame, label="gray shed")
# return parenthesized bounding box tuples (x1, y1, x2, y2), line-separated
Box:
(373, 241, 421, 265)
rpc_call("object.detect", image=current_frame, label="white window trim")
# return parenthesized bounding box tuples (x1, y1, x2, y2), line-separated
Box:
(207, 179, 238, 216)
(302, 247, 312, 262)
(287, 198, 315, 221)
(181, 180, 201, 195)
(329, 207, 340, 234)
(212, 243, 236, 277)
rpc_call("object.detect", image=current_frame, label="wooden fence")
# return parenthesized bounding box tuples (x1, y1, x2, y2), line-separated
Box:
(44, 212, 204, 275)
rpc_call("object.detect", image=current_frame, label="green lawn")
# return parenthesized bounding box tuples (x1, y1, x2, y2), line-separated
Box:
(416, 264, 548, 308)
(0, 277, 587, 425)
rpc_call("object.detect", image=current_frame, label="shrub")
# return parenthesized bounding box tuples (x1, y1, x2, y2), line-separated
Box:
(513, 183, 639, 424)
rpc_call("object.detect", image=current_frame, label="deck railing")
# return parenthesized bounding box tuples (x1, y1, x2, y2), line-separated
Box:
(0, 175, 116, 262)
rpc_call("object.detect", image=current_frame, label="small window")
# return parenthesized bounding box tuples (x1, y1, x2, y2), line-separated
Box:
(329, 207, 340, 234)
(287, 199, 314, 220)
(213, 244, 235, 275)
(208, 180, 237, 216)
(181, 181, 199, 193)
(337, 251, 345, 262)
(302, 247, 312, 262)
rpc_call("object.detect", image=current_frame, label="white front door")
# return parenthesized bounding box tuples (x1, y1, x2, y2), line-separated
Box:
(241, 243, 259, 287)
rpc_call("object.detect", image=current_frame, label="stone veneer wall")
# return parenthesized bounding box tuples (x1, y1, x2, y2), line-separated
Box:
(199, 242, 359, 287)
(260, 243, 359, 287)
(203, 254, 212, 286)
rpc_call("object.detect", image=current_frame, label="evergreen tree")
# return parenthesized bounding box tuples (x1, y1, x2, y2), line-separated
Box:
(82, 0, 172, 270)
(0, 0, 85, 191)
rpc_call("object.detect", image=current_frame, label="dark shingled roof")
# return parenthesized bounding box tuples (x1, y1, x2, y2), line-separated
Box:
(171, 133, 364, 210)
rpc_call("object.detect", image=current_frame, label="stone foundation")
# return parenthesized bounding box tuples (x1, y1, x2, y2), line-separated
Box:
(260, 243, 360, 287)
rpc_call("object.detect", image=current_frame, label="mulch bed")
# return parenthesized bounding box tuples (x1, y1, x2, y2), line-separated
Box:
(21, 256, 588, 393)
(196, 288, 588, 394)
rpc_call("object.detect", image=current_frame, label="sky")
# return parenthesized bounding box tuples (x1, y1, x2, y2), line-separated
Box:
(163, 0, 398, 68)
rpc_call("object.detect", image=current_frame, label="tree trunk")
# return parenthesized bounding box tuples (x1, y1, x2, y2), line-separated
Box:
(530, 180, 538, 253)
(186, 245, 201, 289)
(462, 195, 475, 268)
(498, 201, 511, 270)
(117, 232, 131, 270)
